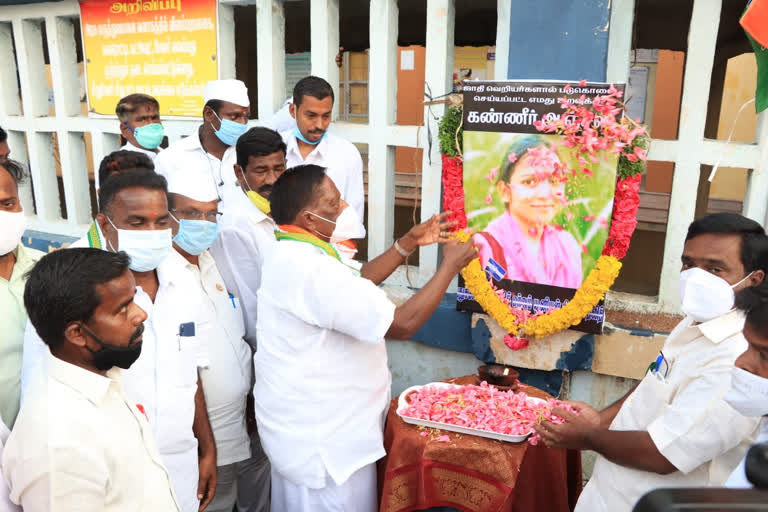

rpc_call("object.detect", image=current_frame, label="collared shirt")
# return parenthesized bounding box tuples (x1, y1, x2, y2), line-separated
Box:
(576, 310, 761, 512)
(122, 251, 208, 512)
(254, 238, 395, 489)
(282, 130, 366, 227)
(210, 200, 277, 349)
(473, 212, 582, 288)
(20, 249, 206, 512)
(726, 416, 768, 488)
(0, 243, 42, 429)
(3, 353, 179, 511)
(184, 250, 252, 466)
(154, 128, 250, 216)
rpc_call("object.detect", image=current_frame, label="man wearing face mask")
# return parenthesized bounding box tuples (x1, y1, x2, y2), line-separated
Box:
(255, 165, 475, 512)
(166, 171, 270, 511)
(210, 127, 283, 349)
(155, 80, 251, 216)
(534, 212, 766, 511)
(724, 284, 768, 487)
(0, 161, 41, 511)
(0, 160, 42, 435)
(3, 248, 179, 511)
(281, 76, 365, 235)
(112, 94, 163, 185)
(20, 171, 218, 512)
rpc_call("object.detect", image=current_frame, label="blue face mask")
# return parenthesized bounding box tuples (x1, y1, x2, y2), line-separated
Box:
(132, 123, 164, 150)
(212, 111, 248, 146)
(171, 214, 219, 255)
(293, 125, 326, 146)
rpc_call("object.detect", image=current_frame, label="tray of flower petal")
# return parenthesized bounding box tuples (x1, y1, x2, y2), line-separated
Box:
(396, 381, 571, 444)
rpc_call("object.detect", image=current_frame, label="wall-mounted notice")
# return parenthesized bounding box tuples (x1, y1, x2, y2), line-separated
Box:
(80, 0, 218, 117)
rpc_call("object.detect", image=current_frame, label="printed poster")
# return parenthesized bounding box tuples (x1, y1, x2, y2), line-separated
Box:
(457, 80, 625, 334)
(80, 0, 218, 117)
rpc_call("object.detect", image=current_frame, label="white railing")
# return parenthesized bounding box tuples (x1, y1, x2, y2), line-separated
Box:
(1, 0, 767, 314)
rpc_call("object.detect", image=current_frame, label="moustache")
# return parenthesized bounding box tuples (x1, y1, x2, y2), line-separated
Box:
(258, 185, 273, 195)
(308, 129, 325, 135)
(130, 324, 145, 343)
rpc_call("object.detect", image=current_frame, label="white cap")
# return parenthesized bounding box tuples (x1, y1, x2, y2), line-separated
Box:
(165, 169, 219, 203)
(203, 79, 250, 108)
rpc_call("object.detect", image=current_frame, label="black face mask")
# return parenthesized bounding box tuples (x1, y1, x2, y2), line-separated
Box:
(79, 322, 144, 371)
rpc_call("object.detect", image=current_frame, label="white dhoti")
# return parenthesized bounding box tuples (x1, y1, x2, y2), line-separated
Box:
(162, 450, 200, 512)
(270, 463, 377, 512)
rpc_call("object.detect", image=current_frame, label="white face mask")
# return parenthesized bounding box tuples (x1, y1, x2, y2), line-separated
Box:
(330, 206, 365, 244)
(106, 217, 172, 272)
(0, 210, 26, 256)
(305, 206, 365, 243)
(724, 366, 768, 417)
(679, 267, 752, 322)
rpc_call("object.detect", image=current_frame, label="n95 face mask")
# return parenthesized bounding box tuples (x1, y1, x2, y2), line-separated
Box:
(0, 210, 26, 256)
(678, 267, 752, 322)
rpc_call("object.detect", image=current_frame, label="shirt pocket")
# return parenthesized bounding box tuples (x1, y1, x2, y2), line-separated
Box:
(621, 373, 676, 430)
(177, 333, 202, 387)
(225, 297, 247, 340)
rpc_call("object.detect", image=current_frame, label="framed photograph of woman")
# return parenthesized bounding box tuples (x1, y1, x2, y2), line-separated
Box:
(457, 81, 623, 334)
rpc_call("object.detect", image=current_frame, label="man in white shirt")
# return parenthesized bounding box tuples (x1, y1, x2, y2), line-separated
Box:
(97, 171, 218, 512)
(0, 160, 43, 432)
(722, 284, 768, 488)
(282, 76, 365, 228)
(115, 94, 164, 160)
(255, 164, 475, 512)
(3, 248, 179, 511)
(210, 127, 284, 349)
(155, 80, 251, 216)
(20, 172, 218, 512)
(535, 213, 767, 511)
(166, 170, 268, 511)
(0, 160, 40, 512)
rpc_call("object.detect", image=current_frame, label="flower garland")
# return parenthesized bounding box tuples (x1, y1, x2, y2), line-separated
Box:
(443, 83, 648, 345)
(441, 154, 468, 230)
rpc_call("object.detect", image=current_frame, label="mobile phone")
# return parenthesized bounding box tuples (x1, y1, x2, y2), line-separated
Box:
(179, 322, 195, 337)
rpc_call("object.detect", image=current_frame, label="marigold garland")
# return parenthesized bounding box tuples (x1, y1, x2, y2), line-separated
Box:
(453, 229, 623, 339)
(443, 84, 647, 343)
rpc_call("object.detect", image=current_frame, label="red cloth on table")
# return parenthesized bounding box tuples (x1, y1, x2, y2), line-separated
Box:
(378, 375, 582, 512)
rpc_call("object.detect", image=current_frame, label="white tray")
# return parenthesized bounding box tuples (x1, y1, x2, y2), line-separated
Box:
(396, 382, 545, 444)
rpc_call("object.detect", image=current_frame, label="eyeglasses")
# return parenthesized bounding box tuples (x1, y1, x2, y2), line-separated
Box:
(170, 209, 222, 222)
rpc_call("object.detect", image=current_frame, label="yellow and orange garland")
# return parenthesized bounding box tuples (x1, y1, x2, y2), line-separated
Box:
(453, 226, 622, 339)
(440, 86, 648, 344)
